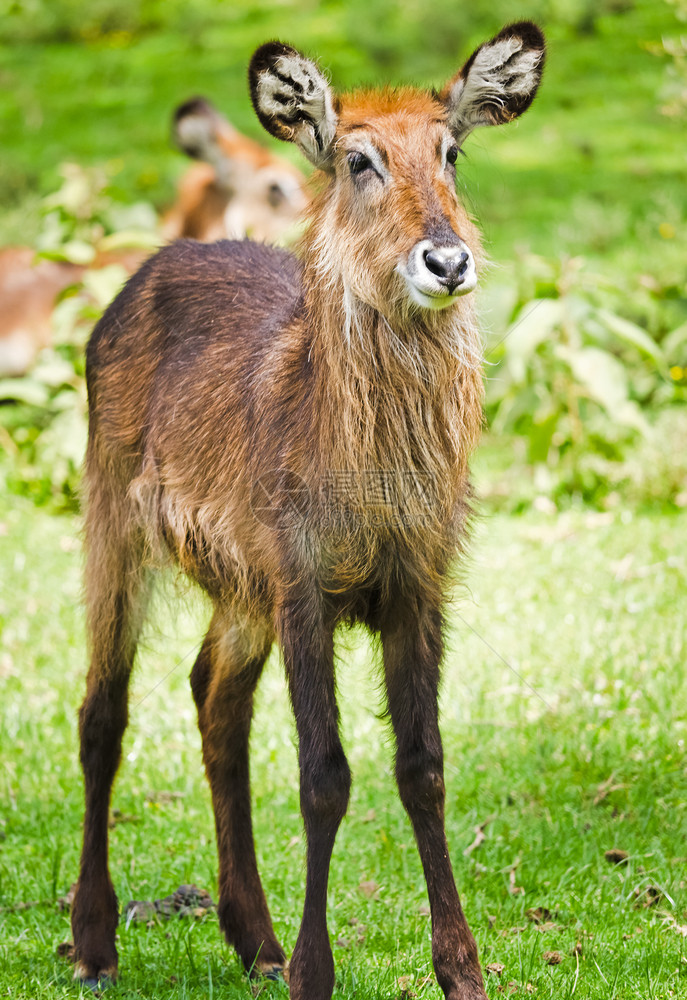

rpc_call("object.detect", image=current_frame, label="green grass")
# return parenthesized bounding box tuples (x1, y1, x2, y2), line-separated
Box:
(1, 495, 685, 999)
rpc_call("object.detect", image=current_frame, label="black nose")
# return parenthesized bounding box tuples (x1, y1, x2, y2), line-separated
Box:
(423, 249, 470, 293)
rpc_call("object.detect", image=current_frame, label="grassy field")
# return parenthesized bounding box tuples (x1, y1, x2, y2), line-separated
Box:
(1, 495, 685, 999)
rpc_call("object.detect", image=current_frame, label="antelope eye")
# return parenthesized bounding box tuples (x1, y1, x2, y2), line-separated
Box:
(446, 145, 459, 166)
(348, 151, 372, 175)
(267, 182, 286, 208)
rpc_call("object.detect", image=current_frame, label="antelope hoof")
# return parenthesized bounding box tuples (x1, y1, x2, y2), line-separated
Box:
(81, 977, 113, 995)
(446, 992, 487, 1000)
(74, 964, 117, 993)
(250, 959, 286, 981)
(444, 979, 488, 1000)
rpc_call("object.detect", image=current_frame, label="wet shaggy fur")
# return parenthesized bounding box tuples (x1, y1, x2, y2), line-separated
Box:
(71, 23, 545, 1000)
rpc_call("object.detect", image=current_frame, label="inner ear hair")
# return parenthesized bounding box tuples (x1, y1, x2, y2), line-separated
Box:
(443, 21, 545, 145)
(248, 41, 338, 171)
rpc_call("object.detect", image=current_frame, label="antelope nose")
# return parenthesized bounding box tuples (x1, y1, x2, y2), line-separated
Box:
(423, 248, 470, 293)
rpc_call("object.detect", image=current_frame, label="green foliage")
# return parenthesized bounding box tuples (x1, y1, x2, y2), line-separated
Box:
(0, 0, 637, 48)
(36, 161, 159, 264)
(0, 0, 685, 512)
(0, 167, 158, 509)
(484, 255, 687, 505)
(0, 0, 683, 255)
(650, 0, 687, 118)
(0, 352, 86, 511)
(0, 0, 206, 45)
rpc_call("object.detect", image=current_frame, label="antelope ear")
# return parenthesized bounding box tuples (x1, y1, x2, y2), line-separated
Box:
(442, 22, 545, 146)
(173, 97, 232, 159)
(249, 42, 337, 172)
(173, 97, 237, 186)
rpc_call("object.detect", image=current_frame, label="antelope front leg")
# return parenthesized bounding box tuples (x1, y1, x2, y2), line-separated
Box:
(72, 670, 129, 987)
(72, 512, 148, 988)
(280, 600, 351, 1000)
(382, 609, 487, 1000)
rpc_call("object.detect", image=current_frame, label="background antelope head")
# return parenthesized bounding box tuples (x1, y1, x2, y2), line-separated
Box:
(166, 96, 309, 243)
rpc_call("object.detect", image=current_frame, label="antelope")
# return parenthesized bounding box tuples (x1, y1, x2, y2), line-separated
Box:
(1, 103, 306, 379)
(72, 23, 545, 1000)
(162, 96, 309, 243)
(0, 246, 150, 378)
(0, 248, 78, 377)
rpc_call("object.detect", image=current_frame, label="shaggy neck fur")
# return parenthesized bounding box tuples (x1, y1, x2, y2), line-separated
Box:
(303, 215, 483, 473)
(296, 205, 485, 592)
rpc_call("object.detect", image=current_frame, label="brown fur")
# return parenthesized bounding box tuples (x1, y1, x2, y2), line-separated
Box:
(72, 27, 544, 1000)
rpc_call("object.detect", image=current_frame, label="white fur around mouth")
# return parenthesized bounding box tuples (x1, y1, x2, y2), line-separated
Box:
(401, 270, 478, 310)
(397, 241, 478, 311)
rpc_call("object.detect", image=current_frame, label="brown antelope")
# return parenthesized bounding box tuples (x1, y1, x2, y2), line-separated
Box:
(162, 96, 309, 243)
(0, 103, 305, 378)
(0, 247, 79, 377)
(0, 246, 151, 378)
(72, 24, 545, 1000)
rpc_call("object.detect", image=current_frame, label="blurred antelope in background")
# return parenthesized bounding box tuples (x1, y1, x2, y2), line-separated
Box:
(0, 247, 79, 377)
(0, 246, 149, 378)
(163, 96, 309, 243)
(71, 23, 545, 1000)
(0, 100, 307, 378)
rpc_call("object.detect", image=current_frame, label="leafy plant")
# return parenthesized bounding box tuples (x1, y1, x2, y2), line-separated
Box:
(37, 162, 158, 265)
(484, 255, 683, 503)
(0, 270, 121, 509)
(648, 0, 687, 119)
(0, 164, 158, 509)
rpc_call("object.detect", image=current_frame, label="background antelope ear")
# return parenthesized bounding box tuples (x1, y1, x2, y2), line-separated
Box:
(172, 97, 237, 186)
(442, 22, 545, 146)
(249, 42, 337, 172)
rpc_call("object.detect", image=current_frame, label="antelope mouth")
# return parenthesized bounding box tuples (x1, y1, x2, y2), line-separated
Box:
(399, 239, 477, 310)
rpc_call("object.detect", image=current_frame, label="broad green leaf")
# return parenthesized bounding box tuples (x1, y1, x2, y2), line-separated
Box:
(98, 228, 162, 253)
(31, 353, 76, 388)
(614, 399, 650, 435)
(567, 347, 650, 434)
(52, 295, 90, 347)
(568, 346, 629, 412)
(0, 377, 50, 407)
(482, 281, 520, 355)
(39, 407, 87, 466)
(39, 240, 96, 266)
(490, 385, 542, 435)
(662, 321, 687, 362)
(82, 265, 129, 308)
(42, 169, 95, 215)
(502, 299, 564, 382)
(597, 308, 665, 366)
(104, 201, 159, 234)
(527, 411, 559, 464)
